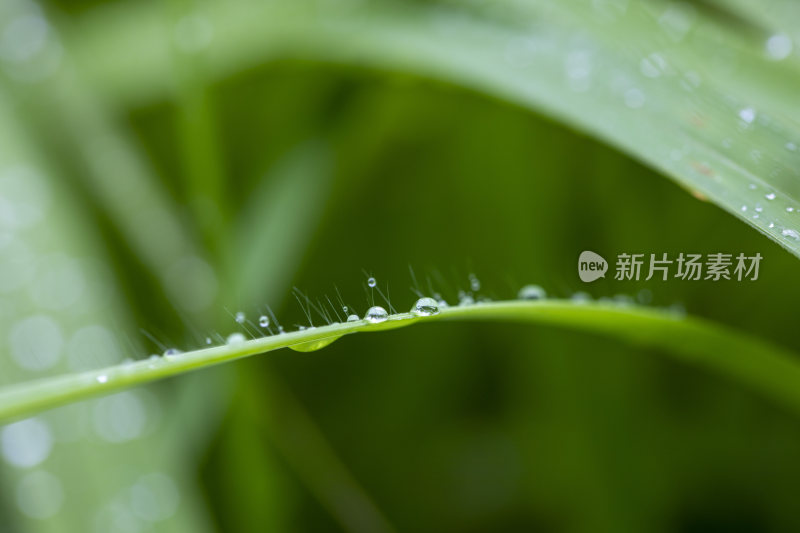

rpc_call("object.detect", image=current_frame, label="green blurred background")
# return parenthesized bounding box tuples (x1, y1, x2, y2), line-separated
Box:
(2, 0, 800, 532)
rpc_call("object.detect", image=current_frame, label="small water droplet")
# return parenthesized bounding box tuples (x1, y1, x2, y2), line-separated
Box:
(787, 207, 795, 213)
(469, 274, 481, 292)
(765, 193, 776, 200)
(205, 337, 211, 345)
(457, 291, 475, 306)
(364, 306, 388, 323)
(769, 222, 775, 228)
(739, 107, 756, 124)
(367, 277, 376, 288)
(411, 297, 440, 316)
(96, 375, 108, 384)
(346, 314, 360, 322)
(787, 142, 798, 152)
(235, 311, 245, 324)
(258, 315, 269, 328)
(342, 306, 348, 313)
(571, 291, 591, 303)
(755, 205, 763, 213)
(518, 285, 547, 300)
(741, 205, 748, 212)
(782, 228, 800, 240)
(226, 332, 245, 345)
(163, 348, 181, 357)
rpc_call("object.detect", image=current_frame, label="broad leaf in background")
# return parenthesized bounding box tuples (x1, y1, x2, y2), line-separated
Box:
(70, 0, 800, 257)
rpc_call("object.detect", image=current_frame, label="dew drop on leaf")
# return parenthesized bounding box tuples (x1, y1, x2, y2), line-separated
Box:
(364, 306, 388, 323)
(518, 285, 547, 300)
(226, 333, 245, 345)
(367, 277, 376, 288)
(782, 228, 800, 240)
(765, 193, 776, 200)
(289, 335, 343, 352)
(411, 297, 440, 316)
(163, 348, 181, 357)
(346, 314, 360, 322)
(258, 315, 269, 328)
(235, 312, 245, 324)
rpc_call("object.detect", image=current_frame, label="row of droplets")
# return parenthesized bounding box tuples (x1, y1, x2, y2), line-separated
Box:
(161, 279, 551, 353)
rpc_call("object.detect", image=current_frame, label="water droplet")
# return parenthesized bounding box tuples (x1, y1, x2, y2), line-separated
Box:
(346, 314, 360, 322)
(741, 205, 748, 212)
(205, 337, 212, 345)
(571, 291, 591, 303)
(782, 228, 800, 240)
(234, 311, 245, 324)
(163, 348, 181, 357)
(411, 297, 440, 316)
(96, 375, 108, 384)
(739, 107, 756, 124)
(289, 335, 343, 352)
(258, 315, 269, 328)
(437, 298, 449, 309)
(342, 306, 348, 313)
(787, 142, 797, 152)
(364, 306, 388, 323)
(457, 291, 475, 306)
(755, 205, 763, 213)
(518, 285, 547, 300)
(765, 192, 776, 200)
(469, 274, 481, 292)
(787, 207, 795, 213)
(367, 277, 376, 288)
(769, 222, 775, 228)
(766, 34, 792, 61)
(226, 332, 245, 345)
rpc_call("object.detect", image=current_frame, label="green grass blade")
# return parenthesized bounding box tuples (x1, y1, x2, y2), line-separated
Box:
(2, 300, 800, 423)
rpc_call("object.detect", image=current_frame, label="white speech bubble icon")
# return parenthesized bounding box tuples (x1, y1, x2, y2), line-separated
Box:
(578, 251, 608, 282)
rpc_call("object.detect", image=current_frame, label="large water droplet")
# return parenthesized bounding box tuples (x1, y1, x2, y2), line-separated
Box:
(411, 297, 440, 316)
(289, 335, 343, 352)
(364, 306, 388, 323)
(518, 285, 547, 300)
(346, 314, 360, 322)
(226, 332, 245, 345)
(367, 277, 376, 288)
(782, 228, 800, 240)
(258, 315, 269, 328)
